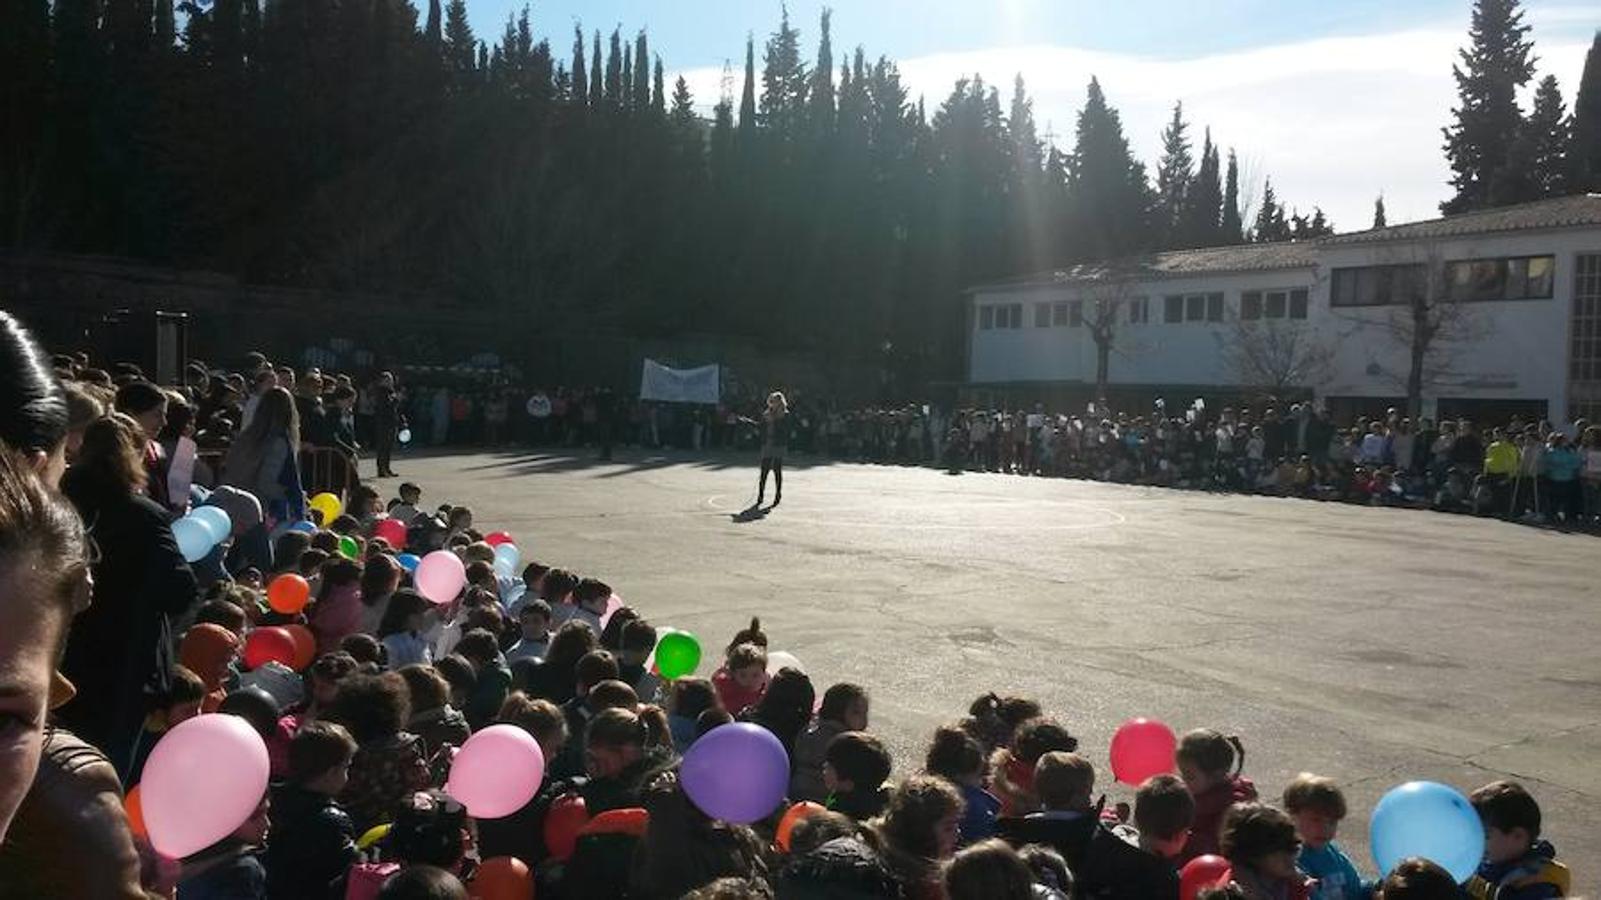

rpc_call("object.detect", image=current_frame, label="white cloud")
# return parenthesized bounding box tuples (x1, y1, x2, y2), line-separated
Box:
(675, 21, 1593, 235)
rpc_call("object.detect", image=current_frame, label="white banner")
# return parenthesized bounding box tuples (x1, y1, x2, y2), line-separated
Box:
(639, 359, 721, 404)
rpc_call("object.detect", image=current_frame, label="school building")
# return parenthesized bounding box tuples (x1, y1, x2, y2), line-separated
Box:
(962, 193, 1601, 425)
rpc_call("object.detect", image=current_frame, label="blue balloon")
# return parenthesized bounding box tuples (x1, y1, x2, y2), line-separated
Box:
(396, 553, 422, 573)
(680, 723, 789, 824)
(171, 517, 214, 563)
(289, 520, 318, 534)
(493, 542, 520, 577)
(1370, 781, 1484, 882)
(191, 505, 232, 544)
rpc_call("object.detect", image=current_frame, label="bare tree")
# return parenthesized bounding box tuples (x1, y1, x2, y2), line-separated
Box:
(1080, 278, 1142, 406)
(1216, 314, 1335, 394)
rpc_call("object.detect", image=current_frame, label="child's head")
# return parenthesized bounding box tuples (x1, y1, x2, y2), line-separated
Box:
(618, 618, 657, 666)
(573, 577, 612, 614)
(397, 664, 451, 715)
(585, 706, 670, 778)
(1016, 844, 1072, 898)
(575, 649, 620, 696)
(446, 506, 473, 531)
(329, 672, 412, 743)
(786, 810, 858, 856)
(376, 865, 467, 900)
(695, 707, 733, 737)
(288, 720, 357, 795)
(193, 599, 248, 635)
(1034, 751, 1095, 813)
(362, 554, 403, 600)
(726, 616, 768, 654)
(398, 482, 422, 505)
(1011, 717, 1078, 765)
(1177, 729, 1244, 794)
(1282, 772, 1347, 850)
(297, 547, 331, 577)
(434, 654, 476, 708)
(925, 724, 986, 787)
(588, 679, 639, 713)
(818, 682, 869, 731)
(378, 589, 435, 638)
(163, 665, 207, 726)
(520, 562, 549, 591)
(942, 839, 1036, 900)
(272, 531, 312, 571)
(540, 567, 578, 604)
(725, 642, 768, 693)
(219, 686, 282, 739)
(307, 651, 358, 707)
(823, 731, 892, 796)
(1220, 803, 1301, 882)
(178, 623, 241, 690)
(1134, 774, 1196, 858)
(496, 691, 568, 761)
(1470, 780, 1541, 864)
(453, 629, 501, 670)
(879, 774, 963, 861)
(667, 677, 719, 719)
(518, 599, 552, 640)
(1377, 857, 1459, 900)
(340, 632, 384, 668)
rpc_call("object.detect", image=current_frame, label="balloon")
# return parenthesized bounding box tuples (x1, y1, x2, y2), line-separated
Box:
(396, 552, 421, 573)
(356, 823, 391, 851)
(470, 856, 532, 900)
(484, 531, 515, 547)
(1369, 781, 1484, 883)
(1109, 718, 1178, 786)
(776, 801, 827, 852)
(445, 724, 546, 819)
(1179, 855, 1231, 900)
(266, 574, 311, 614)
(598, 594, 624, 630)
(289, 520, 318, 535)
(416, 550, 467, 605)
(243, 626, 298, 670)
(493, 542, 520, 577)
(680, 723, 789, 824)
(337, 534, 359, 560)
(309, 492, 342, 525)
(172, 517, 213, 563)
(398, 428, 413, 445)
(125, 784, 147, 838)
(140, 714, 269, 858)
(191, 505, 233, 543)
(373, 518, 407, 549)
(282, 624, 318, 671)
(766, 650, 804, 675)
(543, 794, 588, 862)
(654, 630, 702, 680)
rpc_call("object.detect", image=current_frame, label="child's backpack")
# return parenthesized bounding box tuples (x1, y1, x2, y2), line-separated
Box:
(343, 861, 400, 900)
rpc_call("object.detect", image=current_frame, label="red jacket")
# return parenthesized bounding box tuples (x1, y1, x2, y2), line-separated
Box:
(1179, 774, 1257, 864)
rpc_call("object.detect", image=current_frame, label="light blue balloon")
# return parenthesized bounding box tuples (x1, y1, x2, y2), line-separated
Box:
(289, 520, 318, 534)
(172, 517, 214, 563)
(1370, 781, 1484, 882)
(191, 505, 232, 544)
(493, 542, 520, 576)
(396, 552, 422, 573)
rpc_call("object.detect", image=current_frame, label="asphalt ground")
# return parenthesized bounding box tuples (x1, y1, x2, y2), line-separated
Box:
(378, 447, 1600, 887)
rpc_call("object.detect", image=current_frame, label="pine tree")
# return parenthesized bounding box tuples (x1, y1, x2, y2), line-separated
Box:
(1441, 0, 1536, 212)
(571, 24, 586, 106)
(670, 75, 696, 126)
(1069, 77, 1154, 258)
(1252, 179, 1291, 242)
(759, 5, 807, 138)
(1221, 149, 1243, 243)
(809, 8, 835, 138)
(1570, 32, 1601, 191)
(1183, 129, 1222, 247)
(621, 42, 633, 110)
(443, 0, 476, 85)
(1525, 75, 1569, 198)
(1008, 75, 1041, 176)
(1374, 194, 1388, 228)
(1153, 102, 1193, 246)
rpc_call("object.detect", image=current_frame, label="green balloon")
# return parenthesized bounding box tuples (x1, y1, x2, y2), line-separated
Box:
(655, 631, 702, 680)
(338, 534, 359, 560)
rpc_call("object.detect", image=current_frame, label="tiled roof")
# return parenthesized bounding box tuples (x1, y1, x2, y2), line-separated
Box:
(969, 242, 1318, 292)
(1320, 193, 1601, 245)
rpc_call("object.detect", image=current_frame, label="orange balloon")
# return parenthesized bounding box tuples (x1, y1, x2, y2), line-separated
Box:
(125, 784, 147, 838)
(266, 574, 311, 615)
(282, 624, 317, 671)
(470, 856, 533, 900)
(542, 793, 588, 862)
(776, 801, 827, 852)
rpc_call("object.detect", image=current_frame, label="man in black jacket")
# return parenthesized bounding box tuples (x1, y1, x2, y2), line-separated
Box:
(1075, 774, 1195, 900)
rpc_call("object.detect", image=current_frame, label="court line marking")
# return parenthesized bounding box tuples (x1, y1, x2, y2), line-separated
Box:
(702, 494, 1127, 531)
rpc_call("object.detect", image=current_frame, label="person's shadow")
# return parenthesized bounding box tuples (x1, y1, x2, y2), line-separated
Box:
(730, 504, 770, 523)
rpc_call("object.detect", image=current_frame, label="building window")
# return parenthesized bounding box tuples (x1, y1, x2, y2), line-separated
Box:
(1446, 255, 1556, 301)
(1185, 294, 1205, 321)
(1206, 293, 1224, 322)
(1241, 291, 1263, 320)
(1003, 303, 1022, 328)
(1052, 302, 1070, 326)
(980, 306, 995, 330)
(1035, 303, 1051, 328)
(1572, 254, 1601, 424)
(1128, 297, 1149, 324)
(1070, 300, 1084, 327)
(1264, 291, 1287, 319)
(1164, 295, 1184, 323)
(1289, 288, 1309, 319)
(1330, 263, 1427, 307)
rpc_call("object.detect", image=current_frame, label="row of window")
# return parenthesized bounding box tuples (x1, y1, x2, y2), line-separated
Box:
(1329, 255, 1555, 307)
(976, 290, 1301, 330)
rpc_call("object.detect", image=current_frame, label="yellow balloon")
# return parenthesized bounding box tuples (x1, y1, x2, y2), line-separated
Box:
(356, 823, 390, 850)
(309, 492, 342, 525)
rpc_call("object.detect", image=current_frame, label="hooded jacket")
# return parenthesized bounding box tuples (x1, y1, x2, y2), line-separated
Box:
(1179, 774, 1257, 863)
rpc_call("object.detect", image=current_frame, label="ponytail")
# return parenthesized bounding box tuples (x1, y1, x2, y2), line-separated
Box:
(1177, 728, 1244, 778)
(589, 705, 670, 751)
(1227, 734, 1246, 777)
(727, 616, 767, 654)
(638, 704, 670, 748)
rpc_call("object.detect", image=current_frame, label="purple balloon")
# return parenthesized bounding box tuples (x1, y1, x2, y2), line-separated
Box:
(680, 723, 789, 824)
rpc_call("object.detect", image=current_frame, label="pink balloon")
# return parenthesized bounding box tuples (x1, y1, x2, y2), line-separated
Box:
(416, 550, 466, 605)
(445, 724, 546, 819)
(1109, 717, 1178, 786)
(598, 593, 624, 629)
(140, 713, 269, 858)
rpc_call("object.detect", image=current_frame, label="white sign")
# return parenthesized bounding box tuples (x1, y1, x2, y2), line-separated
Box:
(639, 359, 720, 404)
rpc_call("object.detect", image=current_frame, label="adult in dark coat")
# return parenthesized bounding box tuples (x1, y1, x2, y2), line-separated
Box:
(59, 413, 199, 779)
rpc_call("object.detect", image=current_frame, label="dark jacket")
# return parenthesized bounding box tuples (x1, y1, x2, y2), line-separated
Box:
(1074, 824, 1179, 900)
(178, 842, 267, 900)
(775, 835, 903, 900)
(1464, 839, 1568, 900)
(521, 657, 578, 705)
(996, 811, 1099, 875)
(58, 480, 199, 776)
(464, 659, 512, 731)
(340, 732, 432, 834)
(265, 783, 358, 900)
(407, 705, 470, 759)
(790, 718, 847, 803)
(828, 786, 891, 822)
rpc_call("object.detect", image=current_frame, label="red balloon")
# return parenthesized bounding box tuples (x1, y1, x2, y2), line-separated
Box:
(373, 518, 407, 550)
(125, 784, 147, 838)
(485, 531, 514, 547)
(1109, 717, 1177, 786)
(543, 793, 588, 862)
(281, 624, 317, 671)
(776, 801, 826, 852)
(470, 856, 532, 900)
(243, 627, 298, 671)
(1180, 855, 1232, 900)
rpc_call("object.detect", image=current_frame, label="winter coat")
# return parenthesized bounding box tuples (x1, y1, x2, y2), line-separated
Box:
(340, 732, 432, 834)
(264, 783, 358, 900)
(1179, 774, 1257, 864)
(790, 718, 847, 802)
(178, 841, 267, 900)
(1074, 823, 1180, 900)
(774, 835, 903, 900)
(996, 810, 1099, 875)
(408, 705, 471, 759)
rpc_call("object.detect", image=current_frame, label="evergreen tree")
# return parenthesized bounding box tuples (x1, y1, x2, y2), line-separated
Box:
(809, 8, 835, 138)
(652, 58, 665, 117)
(605, 28, 622, 110)
(759, 5, 807, 138)
(443, 0, 476, 85)
(1069, 77, 1153, 258)
(1252, 179, 1291, 242)
(589, 31, 602, 108)
(1153, 102, 1193, 246)
(1441, 0, 1536, 212)
(1570, 32, 1601, 191)
(1221, 149, 1243, 243)
(1183, 129, 1222, 247)
(425, 0, 442, 48)
(1374, 194, 1388, 228)
(1008, 75, 1042, 175)
(622, 41, 633, 109)
(1525, 74, 1569, 197)
(571, 24, 586, 105)
(739, 35, 757, 134)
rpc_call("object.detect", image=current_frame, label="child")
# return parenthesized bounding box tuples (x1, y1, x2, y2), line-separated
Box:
(266, 721, 360, 900)
(505, 599, 552, 664)
(377, 590, 436, 670)
(1075, 773, 1196, 900)
(179, 623, 243, 713)
(570, 577, 611, 635)
(453, 628, 512, 730)
(925, 724, 1001, 844)
(713, 641, 770, 716)
(178, 794, 270, 899)
(823, 731, 893, 821)
(1219, 803, 1313, 900)
(396, 665, 470, 759)
(792, 682, 870, 802)
(991, 717, 1078, 816)
(129, 664, 208, 783)
(444, 505, 473, 541)
(1377, 858, 1458, 900)
(617, 618, 660, 702)
(995, 751, 1099, 875)
(388, 483, 422, 526)
(1282, 773, 1369, 900)
(309, 559, 364, 655)
(1464, 780, 1570, 899)
(665, 677, 719, 752)
(506, 562, 550, 618)
(540, 568, 580, 627)
(1177, 729, 1257, 863)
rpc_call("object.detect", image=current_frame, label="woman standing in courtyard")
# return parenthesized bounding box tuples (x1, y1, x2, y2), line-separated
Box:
(749, 391, 791, 509)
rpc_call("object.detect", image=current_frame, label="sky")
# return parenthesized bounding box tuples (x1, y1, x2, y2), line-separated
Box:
(463, 1, 1601, 231)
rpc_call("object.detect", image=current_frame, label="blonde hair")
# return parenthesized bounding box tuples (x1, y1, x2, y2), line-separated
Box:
(767, 391, 788, 413)
(1282, 772, 1347, 819)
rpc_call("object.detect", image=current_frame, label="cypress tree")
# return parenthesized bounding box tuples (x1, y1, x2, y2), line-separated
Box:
(1570, 32, 1601, 191)
(653, 58, 666, 117)
(589, 31, 602, 108)
(621, 42, 633, 110)
(571, 24, 587, 106)
(759, 5, 806, 137)
(738, 35, 757, 134)
(1374, 194, 1387, 228)
(443, 0, 475, 85)
(634, 32, 651, 112)
(1525, 75, 1569, 198)
(810, 8, 835, 137)
(1183, 128, 1222, 247)
(425, 0, 442, 49)
(605, 28, 622, 110)
(1069, 77, 1154, 258)
(1153, 102, 1193, 246)
(1441, 0, 1535, 212)
(1222, 149, 1243, 243)
(1008, 75, 1041, 175)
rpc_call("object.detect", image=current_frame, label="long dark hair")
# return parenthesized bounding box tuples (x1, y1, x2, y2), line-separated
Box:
(61, 413, 147, 502)
(377, 589, 431, 638)
(0, 311, 68, 455)
(226, 386, 300, 485)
